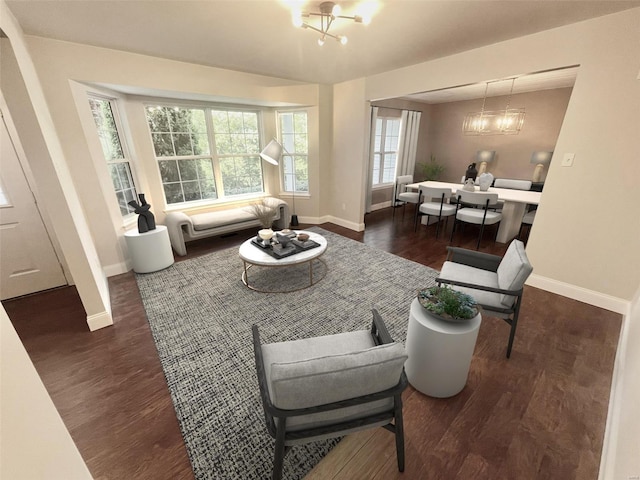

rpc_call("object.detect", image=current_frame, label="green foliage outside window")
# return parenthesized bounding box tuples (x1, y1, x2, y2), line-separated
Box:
(88, 96, 137, 216)
(145, 106, 265, 204)
(279, 111, 309, 193)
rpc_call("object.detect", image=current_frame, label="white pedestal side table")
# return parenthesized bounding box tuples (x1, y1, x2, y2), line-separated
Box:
(124, 225, 174, 273)
(405, 297, 481, 398)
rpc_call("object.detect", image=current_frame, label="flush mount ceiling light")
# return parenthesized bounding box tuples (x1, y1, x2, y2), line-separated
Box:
(463, 78, 526, 135)
(292, 2, 371, 46)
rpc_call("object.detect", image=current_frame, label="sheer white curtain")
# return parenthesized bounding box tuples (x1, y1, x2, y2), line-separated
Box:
(365, 106, 378, 213)
(396, 110, 422, 177)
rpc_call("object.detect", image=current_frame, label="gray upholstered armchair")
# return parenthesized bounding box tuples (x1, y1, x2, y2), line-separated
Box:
(252, 309, 408, 480)
(436, 239, 533, 358)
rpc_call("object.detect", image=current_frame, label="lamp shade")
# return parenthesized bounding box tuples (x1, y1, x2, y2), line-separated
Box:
(530, 151, 553, 165)
(477, 150, 496, 163)
(259, 139, 282, 165)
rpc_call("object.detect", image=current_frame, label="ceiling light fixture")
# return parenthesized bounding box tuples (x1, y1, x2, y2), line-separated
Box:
(292, 1, 371, 46)
(463, 78, 526, 135)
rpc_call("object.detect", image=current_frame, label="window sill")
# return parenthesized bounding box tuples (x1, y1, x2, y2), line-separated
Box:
(372, 183, 394, 191)
(279, 191, 310, 199)
(162, 193, 271, 215)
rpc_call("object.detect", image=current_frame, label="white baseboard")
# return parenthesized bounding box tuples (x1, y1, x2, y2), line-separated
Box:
(370, 201, 392, 211)
(298, 215, 365, 232)
(599, 287, 639, 480)
(526, 273, 629, 314)
(598, 311, 629, 480)
(103, 261, 131, 278)
(86, 311, 114, 331)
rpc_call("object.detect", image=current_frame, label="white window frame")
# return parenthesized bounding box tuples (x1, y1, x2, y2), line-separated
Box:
(145, 103, 267, 207)
(87, 94, 139, 218)
(277, 110, 309, 194)
(371, 116, 402, 189)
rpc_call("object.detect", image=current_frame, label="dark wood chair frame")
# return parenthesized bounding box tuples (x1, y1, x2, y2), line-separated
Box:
(449, 194, 501, 250)
(436, 246, 525, 358)
(252, 309, 408, 480)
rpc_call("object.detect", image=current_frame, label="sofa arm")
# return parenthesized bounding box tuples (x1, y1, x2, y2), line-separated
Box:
(165, 211, 192, 256)
(264, 197, 290, 230)
(445, 246, 502, 272)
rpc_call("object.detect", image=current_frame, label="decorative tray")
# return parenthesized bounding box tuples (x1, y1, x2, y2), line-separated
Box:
(251, 237, 320, 259)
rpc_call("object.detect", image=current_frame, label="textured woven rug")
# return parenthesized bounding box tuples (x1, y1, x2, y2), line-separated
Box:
(135, 227, 439, 480)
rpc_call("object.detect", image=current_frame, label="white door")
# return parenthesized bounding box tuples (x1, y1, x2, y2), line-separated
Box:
(0, 107, 67, 300)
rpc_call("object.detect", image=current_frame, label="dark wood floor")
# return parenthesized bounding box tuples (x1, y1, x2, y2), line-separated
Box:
(3, 208, 621, 479)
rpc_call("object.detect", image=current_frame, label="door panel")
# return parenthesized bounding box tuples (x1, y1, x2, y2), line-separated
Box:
(0, 109, 66, 300)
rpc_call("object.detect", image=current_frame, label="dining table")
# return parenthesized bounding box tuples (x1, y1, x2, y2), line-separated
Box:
(406, 180, 541, 244)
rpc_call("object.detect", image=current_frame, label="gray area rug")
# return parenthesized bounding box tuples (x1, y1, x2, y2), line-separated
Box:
(135, 227, 439, 479)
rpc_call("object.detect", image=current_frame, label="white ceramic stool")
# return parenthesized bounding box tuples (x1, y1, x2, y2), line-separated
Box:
(405, 297, 481, 398)
(124, 225, 174, 273)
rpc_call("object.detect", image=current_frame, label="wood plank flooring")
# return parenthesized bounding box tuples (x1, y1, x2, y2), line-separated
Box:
(3, 208, 621, 479)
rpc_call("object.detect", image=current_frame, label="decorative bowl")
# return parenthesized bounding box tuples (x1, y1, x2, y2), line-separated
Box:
(258, 228, 274, 241)
(297, 233, 310, 242)
(417, 286, 479, 322)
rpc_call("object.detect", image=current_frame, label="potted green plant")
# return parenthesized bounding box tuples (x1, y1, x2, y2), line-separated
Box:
(417, 285, 479, 322)
(416, 154, 445, 181)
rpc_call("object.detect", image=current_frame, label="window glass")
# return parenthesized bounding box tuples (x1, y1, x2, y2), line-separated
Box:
(371, 117, 402, 186)
(88, 96, 138, 216)
(146, 105, 264, 205)
(278, 111, 309, 193)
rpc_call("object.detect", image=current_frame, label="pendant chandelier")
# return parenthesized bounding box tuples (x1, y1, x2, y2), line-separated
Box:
(463, 78, 526, 135)
(292, 1, 371, 46)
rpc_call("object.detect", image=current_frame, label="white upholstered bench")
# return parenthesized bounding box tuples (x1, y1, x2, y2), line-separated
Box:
(165, 197, 289, 256)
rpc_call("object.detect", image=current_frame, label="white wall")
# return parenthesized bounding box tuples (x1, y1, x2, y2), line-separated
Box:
(0, 3, 113, 331)
(332, 78, 368, 231)
(0, 306, 93, 479)
(9, 35, 322, 273)
(336, 8, 640, 305)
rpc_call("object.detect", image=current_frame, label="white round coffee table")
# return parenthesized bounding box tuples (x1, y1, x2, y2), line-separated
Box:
(238, 230, 327, 292)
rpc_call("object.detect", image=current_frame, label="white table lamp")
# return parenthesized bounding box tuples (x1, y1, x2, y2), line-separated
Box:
(531, 151, 553, 182)
(476, 150, 495, 175)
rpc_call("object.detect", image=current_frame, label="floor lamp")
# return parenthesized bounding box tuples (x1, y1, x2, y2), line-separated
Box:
(259, 139, 299, 227)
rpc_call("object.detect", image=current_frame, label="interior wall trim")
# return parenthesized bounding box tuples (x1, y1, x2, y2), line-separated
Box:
(86, 310, 114, 331)
(526, 273, 629, 314)
(315, 215, 365, 232)
(103, 261, 131, 278)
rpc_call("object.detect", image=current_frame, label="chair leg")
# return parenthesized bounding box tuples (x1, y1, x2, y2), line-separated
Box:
(449, 218, 458, 244)
(394, 395, 405, 472)
(506, 300, 523, 358)
(477, 222, 485, 249)
(272, 422, 286, 480)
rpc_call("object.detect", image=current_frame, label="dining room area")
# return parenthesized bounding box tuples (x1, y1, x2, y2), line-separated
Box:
(365, 66, 576, 250)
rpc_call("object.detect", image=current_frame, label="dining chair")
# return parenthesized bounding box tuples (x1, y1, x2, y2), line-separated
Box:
(450, 190, 502, 249)
(414, 185, 456, 237)
(252, 309, 408, 480)
(519, 208, 537, 243)
(392, 175, 420, 219)
(492, 179, 533, 211)
(436, 240, 533, 358)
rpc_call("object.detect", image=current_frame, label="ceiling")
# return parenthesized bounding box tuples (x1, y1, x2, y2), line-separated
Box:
(5, 1, 639, 93)
(401, 66, 579, 104)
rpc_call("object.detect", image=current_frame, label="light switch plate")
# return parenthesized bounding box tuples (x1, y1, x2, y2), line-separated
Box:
(562, 153, 575, 167)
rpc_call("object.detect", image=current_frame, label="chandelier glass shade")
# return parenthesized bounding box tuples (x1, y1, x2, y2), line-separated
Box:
(292, 1, 371, 45)
(463, 78, 526, 135)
